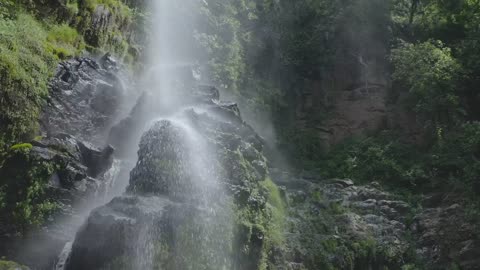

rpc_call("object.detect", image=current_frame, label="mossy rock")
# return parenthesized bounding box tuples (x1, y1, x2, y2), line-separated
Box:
(0, 260, 29, 270)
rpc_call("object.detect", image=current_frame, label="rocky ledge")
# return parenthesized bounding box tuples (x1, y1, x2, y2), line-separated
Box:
(273, 170, 480, 270)
(0, 55, 128, 269)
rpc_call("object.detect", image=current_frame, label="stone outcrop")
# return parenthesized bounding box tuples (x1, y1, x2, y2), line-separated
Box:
(65, 79, 280, 270)
(42, 56, 129, 147)
(272, 172, 412, 269)
(0, 134, 116, 269)
(271, 170, 480, 270)
(412, 196, 480, 270)
(0, 55, 127, 269)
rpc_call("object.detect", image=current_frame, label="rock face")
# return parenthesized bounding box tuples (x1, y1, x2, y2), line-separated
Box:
(412, 197, 480, 270)
(0, 56, 126, 269)
(272, 172, 412, 270)
(0, 134, 116, 269)
(271, 171, 480, 270)
(42, 56, 128, 146)
(65, 79, 281, 270)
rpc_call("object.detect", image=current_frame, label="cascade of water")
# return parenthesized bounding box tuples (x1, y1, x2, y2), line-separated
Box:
(57, 0, 235, 269)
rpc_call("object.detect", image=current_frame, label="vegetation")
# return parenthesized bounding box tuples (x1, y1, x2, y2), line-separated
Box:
(0, 260, 29, 270)
(195, 0, 480, 204)
(0, 0, 145, 235)
(0, 145, 58, 231)
(0, 0, 144, 150)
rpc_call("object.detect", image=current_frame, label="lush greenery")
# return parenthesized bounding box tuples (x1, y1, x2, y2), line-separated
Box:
(0, 145, 57, 231)
(194, 0, 480, 204)
(0, 0, 144, 152)
(315, 0, 480, 203)
(0, 0, 145, 235)
(0, 260, 29, 270)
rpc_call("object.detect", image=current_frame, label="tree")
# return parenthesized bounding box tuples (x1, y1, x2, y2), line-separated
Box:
(391, 40, 462, 128)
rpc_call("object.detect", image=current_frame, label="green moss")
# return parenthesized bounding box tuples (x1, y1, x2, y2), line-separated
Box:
(0, 13, 56, 145)
(66, 0, 80, 16)
(10, 143, 33, 151)
(0, 8, 92, 148)
(261, 178, 286, 247)
(0, 146, 58, 231)
(329, 201, 346, 215)
(0, 260, 29, 270)
(46, 24, 85, 59)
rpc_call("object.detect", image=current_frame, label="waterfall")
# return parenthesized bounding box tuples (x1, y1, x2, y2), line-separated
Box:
(57, 0, 239, 269)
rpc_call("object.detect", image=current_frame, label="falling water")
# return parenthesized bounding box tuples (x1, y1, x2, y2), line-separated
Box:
(57, 0, 235, 269)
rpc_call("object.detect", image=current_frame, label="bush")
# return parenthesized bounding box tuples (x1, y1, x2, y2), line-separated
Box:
(0, 11, 87, 149)
(47, 24, 85, 59)
(0, 145, 58, 231)
(391, 40, 462, 128)
(0, 13, 57, 147)
(320, 135, 427, 189)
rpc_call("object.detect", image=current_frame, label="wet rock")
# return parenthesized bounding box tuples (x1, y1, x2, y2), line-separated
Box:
(127, 120, 196, 199)
(42, 56, 125, 146)
(67, 196, 173, 270)
(412, 202, 480, 269)
(278, 174, 411, 269)
(193, 84, 220, 104)
(0, 134, 116, 269)
(329, 178, 354, 188)
(67, 80, 276, 270)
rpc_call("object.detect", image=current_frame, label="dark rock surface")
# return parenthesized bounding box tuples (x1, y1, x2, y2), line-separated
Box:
(65, 79, 276, 269)
(272, 170, 480, 270)
(0, 55, 127, 270)
(0, 134, 116, 269)
(412, 198, 480, 270)
(273, 172, 412, 270)
(42, 56, 127, 146)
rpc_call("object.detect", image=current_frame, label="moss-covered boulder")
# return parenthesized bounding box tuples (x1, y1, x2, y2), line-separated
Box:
(66, 80, 286, 269)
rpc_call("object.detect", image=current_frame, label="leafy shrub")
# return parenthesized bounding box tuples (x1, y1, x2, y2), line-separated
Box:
(0, 13, 57, 147)
(46, 24, 85, 59)
(0, 145, 58, 231)
(0, 11, 88, 149)
(391, 40, 462, 127)
(429, 122, 480, 194)
(320, 134, 427, 189)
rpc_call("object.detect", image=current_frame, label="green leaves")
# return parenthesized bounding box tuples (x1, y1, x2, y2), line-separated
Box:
(0, 146, 58, 231)
(391, 40, 462, 126)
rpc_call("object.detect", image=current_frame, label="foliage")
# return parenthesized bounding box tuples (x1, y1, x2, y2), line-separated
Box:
(428, 122, 480, 194)
(0, 260, 29, 270)
(0, 145, 58, 231)
(0, 13, 57, 149)
(391, 40, 462, 127)
(320, 134, 427, 189)
(10, 143, 33, 151)
(46, 24, 85, 59)
(261, 178, 286, 247)
(0, 0, 143, 151)
(321, 121, 480, 201)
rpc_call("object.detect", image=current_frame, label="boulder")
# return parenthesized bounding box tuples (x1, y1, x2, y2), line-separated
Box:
(42, 56, 126, 146)
(66, 81, 279, 270)
(0, 134, 116, 269)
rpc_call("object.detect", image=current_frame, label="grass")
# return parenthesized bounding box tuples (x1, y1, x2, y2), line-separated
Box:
(0, 11, 87, 149)
(0, 13, 56, 147)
